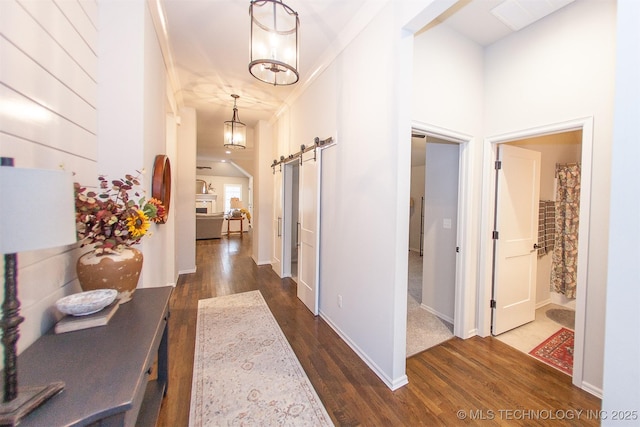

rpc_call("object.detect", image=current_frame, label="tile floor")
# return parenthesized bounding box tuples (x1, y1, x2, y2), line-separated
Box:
(495, 304, 574, 355)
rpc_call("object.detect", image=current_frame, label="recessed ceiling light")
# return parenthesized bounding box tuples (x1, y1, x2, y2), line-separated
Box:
(221, 160, 226, 163)
(225, 151, 231, 154)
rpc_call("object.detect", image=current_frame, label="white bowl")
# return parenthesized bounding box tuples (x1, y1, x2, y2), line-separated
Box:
(55, 289, 118, 316)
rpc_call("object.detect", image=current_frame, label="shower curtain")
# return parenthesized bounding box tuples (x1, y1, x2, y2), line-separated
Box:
(551, 163, 581, 299)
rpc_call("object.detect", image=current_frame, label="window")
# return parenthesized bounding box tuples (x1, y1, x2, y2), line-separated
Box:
(224, 184, 242, 212)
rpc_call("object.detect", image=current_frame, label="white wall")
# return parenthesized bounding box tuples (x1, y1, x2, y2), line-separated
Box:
(141, 2, 172, 288)
(165, 114, 178, 284)
(483, 0, 616, 393)
(0, 0, 98, 354)
(98, 1, 174, 290)
(196, 174, 250, 212)
(412, 21, 485, 338)
(602, 0, 640, 419)
(0, 0, 177, 358)
(273, 2, 414, 388)
(176, 107, 197, 274)
(252, 120, 274, 265)
(421, 142, 458, 322)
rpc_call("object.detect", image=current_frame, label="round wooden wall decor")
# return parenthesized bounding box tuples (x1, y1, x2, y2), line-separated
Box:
(152, 154, 171, 224)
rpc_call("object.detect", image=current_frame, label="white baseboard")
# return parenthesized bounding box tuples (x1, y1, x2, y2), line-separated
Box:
(420, 303, 454, 325)
(251, 255, 272, 266)
(536, 299, 551, 309)
(465, 328, 479, 338)
(319, 310, 408, 391)
(580, 381, 603, 399)
(550, 292, 577, 309)
(178, 267, 197, 275)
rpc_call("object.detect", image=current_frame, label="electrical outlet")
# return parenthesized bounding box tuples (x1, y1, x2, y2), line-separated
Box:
(338, 294, 343, 308)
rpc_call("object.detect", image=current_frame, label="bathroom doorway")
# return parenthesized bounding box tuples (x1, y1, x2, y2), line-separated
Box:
(480, 117, 594, 388)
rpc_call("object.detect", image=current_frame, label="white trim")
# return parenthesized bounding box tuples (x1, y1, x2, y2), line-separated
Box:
(411, 120, 475, 339)
(581, 382, 603, 400)
(146, 0, 183, 109)
(319, 310, 409, 391)
(229, 160, 252, 179)
(536, 299, 552, 309)
(478, 117, 594, 391)
(251, 255, 272, 266)
(178, 267, 196, 275)
(420, 303, 454, 325)
(272, 0, 389, 124)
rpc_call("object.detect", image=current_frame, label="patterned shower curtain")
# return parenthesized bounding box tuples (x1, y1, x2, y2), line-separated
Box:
(551, 163, 581, 298)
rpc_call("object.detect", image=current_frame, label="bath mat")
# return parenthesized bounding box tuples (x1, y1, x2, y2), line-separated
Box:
(189, 290, 333, 426)
(546, 308, 575, 329)
(529, 328, 574, 375)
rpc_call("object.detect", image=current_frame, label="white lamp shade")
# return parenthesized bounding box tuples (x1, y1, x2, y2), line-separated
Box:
(230, 198, 242, 209)
(0, 166, 77, 254)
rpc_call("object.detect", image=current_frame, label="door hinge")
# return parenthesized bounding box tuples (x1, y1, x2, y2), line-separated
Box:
(456, 246, 460, 253)
(492, 230, 499, 240)
(495, 160, 502, 170)
(490, 300, 497, 309)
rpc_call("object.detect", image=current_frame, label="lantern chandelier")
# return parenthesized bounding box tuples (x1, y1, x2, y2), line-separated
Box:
(224, 94, 246, 149)
(249, 0, 299, 86)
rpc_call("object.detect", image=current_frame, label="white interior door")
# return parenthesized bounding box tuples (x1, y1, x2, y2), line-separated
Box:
(297, 150, 320, 315)
(492, 144, 541, 335)
(272, 168, 283, 277)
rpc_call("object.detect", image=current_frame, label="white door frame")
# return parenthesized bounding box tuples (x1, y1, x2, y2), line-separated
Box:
(412, 120, 474, 339)
(478, 117, 594, 388)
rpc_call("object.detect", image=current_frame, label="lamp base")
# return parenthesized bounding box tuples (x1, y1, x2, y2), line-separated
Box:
(0, 382, 64, 426)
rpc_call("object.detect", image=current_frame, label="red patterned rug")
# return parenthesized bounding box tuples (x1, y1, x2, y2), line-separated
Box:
(529, 328, 574, 375)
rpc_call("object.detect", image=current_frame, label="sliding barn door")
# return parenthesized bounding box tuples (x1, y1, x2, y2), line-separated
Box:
(297, 150, 320, 315)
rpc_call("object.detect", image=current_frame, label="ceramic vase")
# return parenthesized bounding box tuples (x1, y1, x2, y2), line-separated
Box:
(76, 247, 143, 303)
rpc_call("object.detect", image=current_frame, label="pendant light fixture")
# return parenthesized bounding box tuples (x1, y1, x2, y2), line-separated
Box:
(249, 0, 299, 86)
(224, 94, 246, 149)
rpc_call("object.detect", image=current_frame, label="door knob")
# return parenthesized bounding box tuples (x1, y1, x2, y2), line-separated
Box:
(533, 243, 542, 249)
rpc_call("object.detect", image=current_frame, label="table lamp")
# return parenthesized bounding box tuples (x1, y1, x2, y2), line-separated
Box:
(230, 198, 242, 217)
(0, 157, 77, 425)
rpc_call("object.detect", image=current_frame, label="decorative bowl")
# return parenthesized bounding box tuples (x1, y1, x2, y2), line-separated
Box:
(55, 289, 118, 316)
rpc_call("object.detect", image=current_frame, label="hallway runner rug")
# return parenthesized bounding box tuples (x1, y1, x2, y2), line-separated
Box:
(189, 290, 334, 426)
(529, 327, 574, 375)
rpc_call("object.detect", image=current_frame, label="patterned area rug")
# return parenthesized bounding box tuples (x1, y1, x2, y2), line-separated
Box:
(189, 290, 333, 426)
(529, 328, 574, 375)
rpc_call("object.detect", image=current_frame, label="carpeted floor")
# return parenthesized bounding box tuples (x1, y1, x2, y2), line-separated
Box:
(406, 251, 454, 357)
(189, 290, 333, 426)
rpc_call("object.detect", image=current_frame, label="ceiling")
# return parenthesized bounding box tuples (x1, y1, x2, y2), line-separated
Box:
(160, 0, 577, 169)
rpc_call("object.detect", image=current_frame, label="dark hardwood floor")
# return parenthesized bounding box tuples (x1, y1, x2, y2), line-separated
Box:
(157, 233, 601, 426)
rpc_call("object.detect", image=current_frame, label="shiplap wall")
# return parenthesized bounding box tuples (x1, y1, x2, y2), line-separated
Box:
(0, 0, 98, 356)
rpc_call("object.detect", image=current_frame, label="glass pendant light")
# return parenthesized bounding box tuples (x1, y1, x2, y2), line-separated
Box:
(249, 0, 299, 86)
(224, 94, 246, 149)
